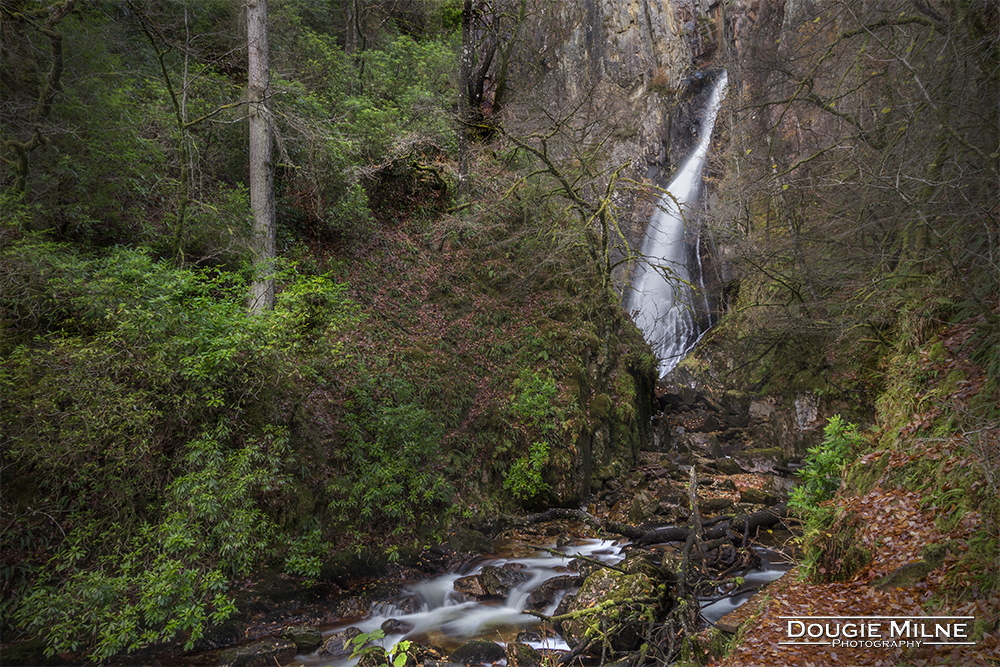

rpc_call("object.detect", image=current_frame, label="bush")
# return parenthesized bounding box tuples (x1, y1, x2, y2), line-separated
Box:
(789, 415, 864, 517)
(1, 242, 358, 659)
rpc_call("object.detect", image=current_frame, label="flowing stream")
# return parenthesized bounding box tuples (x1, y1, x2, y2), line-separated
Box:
(295, 540, 626, 666)
(628, 71, 729, 377)
(292, 536, 789, 666)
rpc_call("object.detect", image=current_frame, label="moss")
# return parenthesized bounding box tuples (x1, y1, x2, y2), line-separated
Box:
(844, 450, 889, 496)
(590, 393, 612, 419)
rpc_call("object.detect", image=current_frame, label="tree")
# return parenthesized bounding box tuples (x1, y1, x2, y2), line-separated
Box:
(247, 0, 275, 312)
(0, 0, 78, 201)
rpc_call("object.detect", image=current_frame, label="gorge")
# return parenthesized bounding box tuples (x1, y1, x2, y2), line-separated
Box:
(0, 0, 996, 665)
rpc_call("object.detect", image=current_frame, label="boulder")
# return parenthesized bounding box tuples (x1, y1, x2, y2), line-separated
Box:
(381, 618, 415, 635)
(450, 639, 507, 665)
(453, 574, 486, 597)
(527, 574, 578, 609)
(479, 564, 530, 598)
(558, 567, 662, 652)
(280, 625, 322, 652)
(505, 642, 542, 667)
(320, 626, 363, 658)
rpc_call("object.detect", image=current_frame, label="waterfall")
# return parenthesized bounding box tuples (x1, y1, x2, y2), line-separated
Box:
(628, 71, 728, 378)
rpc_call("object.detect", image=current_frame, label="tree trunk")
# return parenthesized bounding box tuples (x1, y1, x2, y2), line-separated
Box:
(457, 0, 473, 197)
(248, 0, 275, 312)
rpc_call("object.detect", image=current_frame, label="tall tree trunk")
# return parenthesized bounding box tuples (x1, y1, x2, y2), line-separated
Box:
(457, 0, 473, 197)
(248, 0, 275, 312)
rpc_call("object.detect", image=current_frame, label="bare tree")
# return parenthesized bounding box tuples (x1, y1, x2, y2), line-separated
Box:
(247, 0, 275, 312)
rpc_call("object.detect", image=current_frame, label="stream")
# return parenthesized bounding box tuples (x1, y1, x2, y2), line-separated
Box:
(290, 533, 790, 666)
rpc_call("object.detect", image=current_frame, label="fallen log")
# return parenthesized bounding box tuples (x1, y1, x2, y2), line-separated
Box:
(605, 503, 788, 546)
(497, 504, 788, 550)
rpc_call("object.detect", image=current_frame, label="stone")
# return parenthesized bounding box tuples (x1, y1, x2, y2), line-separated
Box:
(280, 625, 322, 652)
(716, 457, 745, 475)
(320, 627, 362, 658)
(453, 574, 486, 597)
(505, 642, 542, 667)
(559, 568, 661, 652)
(479, 564, 530, 598)
(794, 393, 819, 430)
(450, 640, 507, 665)
(527, 574, 578, 609)
(217, 638, 297, 667)
(381, 618, 415, 635)
(748, 401, 775, 421)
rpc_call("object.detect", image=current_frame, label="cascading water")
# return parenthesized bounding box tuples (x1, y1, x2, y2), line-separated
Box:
(628, 72, 729, 377)
(294, 540, 627, 666)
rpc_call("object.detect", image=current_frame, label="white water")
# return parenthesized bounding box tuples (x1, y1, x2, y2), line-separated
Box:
(294, 540, 626, 666)
(629, 72, 728, 377)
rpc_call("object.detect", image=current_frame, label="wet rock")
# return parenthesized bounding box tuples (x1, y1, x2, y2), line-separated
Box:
(280, 625, 322, 652)
(516, 629, 543, 643)
(453, 574, 486, 597)
(217, 638, 296, 667)
(505, 641, 542, 667)
(480, 564, 530, 597)
(527, 574, 578, 609)
(335, 581, 406, 618)
(450, 639, 507, 665)
(320, 626, 363, 658)
(381, 618, 415, 635)
(559, 568, 661, 652)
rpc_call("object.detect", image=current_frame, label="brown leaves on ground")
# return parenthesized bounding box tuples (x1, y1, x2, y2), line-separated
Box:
(712, 317, 1000, 666)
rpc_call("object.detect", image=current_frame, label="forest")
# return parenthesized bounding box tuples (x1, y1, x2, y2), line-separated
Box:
(1, 0, 997, 665)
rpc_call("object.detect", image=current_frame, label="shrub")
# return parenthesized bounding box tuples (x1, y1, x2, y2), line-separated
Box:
(789, 415, 864, 516)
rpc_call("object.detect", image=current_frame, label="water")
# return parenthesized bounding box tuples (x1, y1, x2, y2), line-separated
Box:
(291, 532, 789, 666)
(628, 71, 729, 377)
(293, 540, 626, 666)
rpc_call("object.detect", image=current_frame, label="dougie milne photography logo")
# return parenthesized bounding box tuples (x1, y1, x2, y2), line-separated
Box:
(779, 615, 977, 649)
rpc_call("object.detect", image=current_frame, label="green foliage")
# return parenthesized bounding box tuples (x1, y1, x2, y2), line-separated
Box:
(499, 370, 574, 503)
(284, 527, 329, 582)
(789, 416, 869, 582)
(348, 629, 414, 667)
(504, 441, 552, 500)
(789, 415, 864, 517)
(0, 241, 359, 659)
(327, 380, 455, 532)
